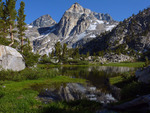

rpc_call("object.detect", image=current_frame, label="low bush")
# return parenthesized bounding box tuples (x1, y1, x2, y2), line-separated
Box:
(66, 59, 89, 65)
(121, 82, 150, 100)
(0, 68, 59, 81)
(110, 72, 150, 101)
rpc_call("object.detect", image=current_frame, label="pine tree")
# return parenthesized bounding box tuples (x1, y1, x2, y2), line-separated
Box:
(98, 51, 104, 57)
(86, 51, 90, 58)
(22, 39, 40, 67)
(93, 52, 96, 56)
(55, 42, 62, 60)
(17, 1, 26, 52)
(0, 0, 5, 37)
(0, 1, 10, 45)
(62, 43, 67, 58)
(6, 0, 17, 46)
(0, 0, 3, 30)
(51, 49, 54, 58)
(0, 1, 9, 39)
(144, 56, 149, 67)
(73, 48, 80, 59)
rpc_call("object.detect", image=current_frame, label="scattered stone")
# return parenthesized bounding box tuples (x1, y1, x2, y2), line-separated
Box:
(2, 86, 6, 88)
(84, 54, 133, 63)
(104, 53, 134, 63)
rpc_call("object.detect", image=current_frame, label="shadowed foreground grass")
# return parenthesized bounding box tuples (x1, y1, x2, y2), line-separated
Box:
(0, 67, 102, 113)
(0, 76, 88, 113)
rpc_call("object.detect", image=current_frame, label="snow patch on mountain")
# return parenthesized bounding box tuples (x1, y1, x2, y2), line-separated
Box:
(28, 25, 33, 28)
(88, 24, 97, 30)
(96, 20, 104, 24)
(76, 32, 87, 41)
(90, 34, 96, 38)
(106, 25, 116, 31)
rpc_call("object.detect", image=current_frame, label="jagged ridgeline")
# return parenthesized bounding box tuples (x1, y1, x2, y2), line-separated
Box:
(80, 7, 150, 56)
(27, 3, 118, 55)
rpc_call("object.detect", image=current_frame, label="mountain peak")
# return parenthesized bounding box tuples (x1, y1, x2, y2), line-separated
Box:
(72, 2, 82, 8)
(30, 14, 56, 28)
(67, 3, 84, 13)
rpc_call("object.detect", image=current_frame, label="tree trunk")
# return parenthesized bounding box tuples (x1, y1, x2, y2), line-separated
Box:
(9, 24, 14, 46)
(21, 36, 23, 52)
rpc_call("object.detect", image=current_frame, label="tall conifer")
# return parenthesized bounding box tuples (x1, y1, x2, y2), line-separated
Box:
(0, 1, 9, 45)
(0, 1, 8, 38)
(62, 43, 67, 58)
(17, 1, 26, 52)
(0, 0, 4, 37)
(6, 0, 17, 46)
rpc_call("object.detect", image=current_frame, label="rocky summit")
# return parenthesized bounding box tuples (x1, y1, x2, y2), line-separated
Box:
(26, 3, 118, 55)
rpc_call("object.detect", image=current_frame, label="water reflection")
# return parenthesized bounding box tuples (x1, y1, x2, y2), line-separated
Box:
(38, 83, 117, 104)
(90, 66, 135, 73)
(38, 66, 136, 103)
(52, 66, 136, 92)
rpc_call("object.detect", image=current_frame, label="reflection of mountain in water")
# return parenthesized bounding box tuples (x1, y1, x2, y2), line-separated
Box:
(52, 66, 136, 92)
(39, 66, 135, 104)
(38, 83, 117, 104)
(88, 66, 135, 73)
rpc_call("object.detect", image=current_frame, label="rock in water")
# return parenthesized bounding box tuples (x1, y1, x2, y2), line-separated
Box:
(136, 65, 150, 84)
(0, 45, 25, 71)
(111, 94, 150, 112)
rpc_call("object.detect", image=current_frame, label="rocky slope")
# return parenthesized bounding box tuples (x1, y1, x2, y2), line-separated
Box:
(27, 3, 118, 55)
(30, 14, 56, 28)
(80, 7, 150, 55)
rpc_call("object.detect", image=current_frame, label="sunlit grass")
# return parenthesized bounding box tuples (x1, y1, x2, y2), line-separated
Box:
(103, 62, 144, 67)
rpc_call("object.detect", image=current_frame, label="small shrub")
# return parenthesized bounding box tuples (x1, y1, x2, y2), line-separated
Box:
(22, 41, 40, 67)
(121, 82, 150, 100)
(0, 87, 5, 98)
(0, 68, 58, 81)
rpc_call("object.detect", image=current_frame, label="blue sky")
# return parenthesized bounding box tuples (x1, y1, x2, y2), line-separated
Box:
(14, 0, 150, 24)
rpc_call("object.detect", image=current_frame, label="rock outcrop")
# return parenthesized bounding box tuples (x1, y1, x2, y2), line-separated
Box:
(0, 45, 25, 71)
(30, 14, 56, 28)
(85, 54, 134, 64)
(136, 65, 150, 84)
(104, 53, 134, 63)
(110, 94, 150, 112)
